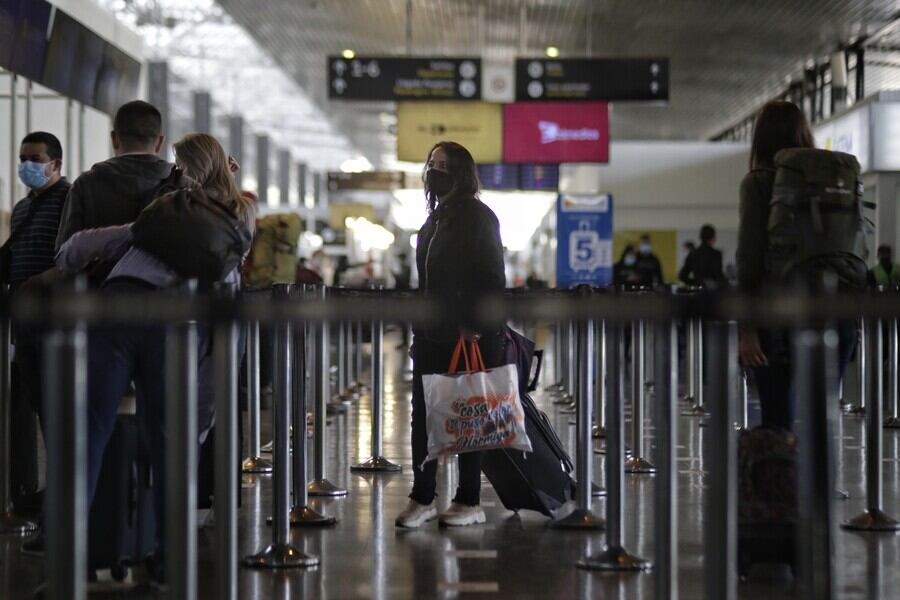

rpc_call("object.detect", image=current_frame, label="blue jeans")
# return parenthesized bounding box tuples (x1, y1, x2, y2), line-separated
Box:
(85, 279, 207, 556)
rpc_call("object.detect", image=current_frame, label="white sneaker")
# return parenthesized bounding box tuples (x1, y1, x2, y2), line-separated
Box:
(395, 500, 437, 528)
(438, 503, 486, 527)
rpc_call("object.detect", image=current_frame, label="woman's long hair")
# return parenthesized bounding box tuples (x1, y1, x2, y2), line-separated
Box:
(749, 101, 815, 170)
(173, 132, 256, 235)
(423, 141, 480, 213)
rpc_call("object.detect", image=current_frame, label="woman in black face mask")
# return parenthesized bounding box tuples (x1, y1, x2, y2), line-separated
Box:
(395, 141, 506, 529)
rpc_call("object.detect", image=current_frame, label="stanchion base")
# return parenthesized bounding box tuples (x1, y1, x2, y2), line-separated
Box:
(841, 508, 900, 531)
(265, 506, 337, 527)
(577, 545, 653, 572)
(591, 482, 606, 497)
(624, 456, 657, 474)
(243, 543, 319, 569)
(592, 425, 605, 439)
(549, 508, 605, 530)
(260, 440, 274, 453)
(560, 403, 576, 414)
(308, 478, 348, 497)
(883, 416, 900, 429)
(0, 512, 38, 535)
(845, 405, 866, 417)
(242, 456, 273, 474)
(552, 395, 571, 406)
(680, 394, 695, 405)
(681, 404, 709, 418)
(351, 456, 403, 472)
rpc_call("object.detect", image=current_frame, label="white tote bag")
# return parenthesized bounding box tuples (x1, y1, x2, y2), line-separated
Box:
(422, 337, 532, 466)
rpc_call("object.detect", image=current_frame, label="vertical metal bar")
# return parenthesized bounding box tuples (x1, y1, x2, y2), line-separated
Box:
(148, 62, 170, 149)
(405, 0, 413, 55)
(855, 47, 865, 102)
(337, 321, 347, 397)
(9, 73, 17, 218)
(686, 318, 696, 400)
(278, 149, 290, 208)
(78, 103, 85, 175)
(704, 322, 737, 600)
(166, 320, 198, 600)
(740, 370, 749, 430)
(297, 163, 308, 209)
(242, 321, 270, 473)
(886, 318, 899, 425)
(842, 318, 900, 531)
(567, 321, 576, 399)
(851, 317, 868, 414)
(355, 321, 364, 390)
(255, 135, 269, 206)
(794, 326, 837, 599)
(24, 79, 32, 134)
(228, 116, 244, 189)
(552, 312, 603, 529)
(594, 320, 606, 436)
(272, 320, 291, 544)
(654, 320, 677, 600)
(192, 91, 211, 133)
(65, 99, 73, 182)
(372, 320, 384, 457)
(627, 320, 655, 473)
(696, 319, 705, 409)
(43, 327, 87, 600)
(214, 320, 239, 600)
(554, 321, 563, 387)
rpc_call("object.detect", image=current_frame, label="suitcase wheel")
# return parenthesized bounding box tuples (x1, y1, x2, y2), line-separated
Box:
(110, 564, 128, 582)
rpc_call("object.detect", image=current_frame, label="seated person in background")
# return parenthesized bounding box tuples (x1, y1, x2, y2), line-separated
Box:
(55, 132, 254, 585)
(679, 224, 727, 290)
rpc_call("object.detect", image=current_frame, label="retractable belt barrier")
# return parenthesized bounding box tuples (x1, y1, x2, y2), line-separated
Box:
(9, 283, 900, 599)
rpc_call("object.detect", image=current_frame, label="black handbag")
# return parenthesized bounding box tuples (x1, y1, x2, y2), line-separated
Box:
(131, 187, 252, 285)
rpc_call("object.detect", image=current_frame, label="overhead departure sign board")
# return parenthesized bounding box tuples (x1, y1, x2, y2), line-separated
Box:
(328, 56, 481, 101)
(327, 171, 404, 192)
(515, 58, 669, 102)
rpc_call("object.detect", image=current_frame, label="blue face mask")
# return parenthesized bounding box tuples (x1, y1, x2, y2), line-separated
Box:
(624, 254, 637, 267)
(18, 160, 51, 190)
(639, 243, 652, 254)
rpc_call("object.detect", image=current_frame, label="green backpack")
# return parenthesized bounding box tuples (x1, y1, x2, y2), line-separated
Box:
(765, 148, 872, 289)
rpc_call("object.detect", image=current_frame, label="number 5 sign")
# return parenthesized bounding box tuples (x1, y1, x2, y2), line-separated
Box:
(556, 194, 613, 287)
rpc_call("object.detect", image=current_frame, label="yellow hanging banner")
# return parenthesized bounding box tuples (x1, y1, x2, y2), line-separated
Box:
(396, 101, 503, 163)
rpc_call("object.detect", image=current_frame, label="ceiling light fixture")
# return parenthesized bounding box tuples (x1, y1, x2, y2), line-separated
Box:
(545, 46, 559, 58)
(342, 49, 356, 59)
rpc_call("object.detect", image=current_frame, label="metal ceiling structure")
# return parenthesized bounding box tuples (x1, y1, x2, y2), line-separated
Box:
(214, 0, 900, 167)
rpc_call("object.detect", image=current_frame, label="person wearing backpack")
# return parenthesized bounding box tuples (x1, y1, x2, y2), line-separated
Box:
(737, 100, 865, 430)
(53, 132, 254, 585)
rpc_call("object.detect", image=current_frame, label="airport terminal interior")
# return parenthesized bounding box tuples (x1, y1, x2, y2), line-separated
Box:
(4, 0, 900, 598)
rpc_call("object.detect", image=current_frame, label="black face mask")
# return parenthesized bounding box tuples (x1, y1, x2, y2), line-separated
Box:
(426, 169, 454, 199)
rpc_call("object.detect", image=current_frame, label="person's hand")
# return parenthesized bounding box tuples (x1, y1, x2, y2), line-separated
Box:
(739, 326, 768, 368)
(228, 155, 240, 173)
(460, 328, 481, 342)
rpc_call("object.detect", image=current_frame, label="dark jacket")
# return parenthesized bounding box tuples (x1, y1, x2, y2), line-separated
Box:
(414, 196, 505, 343)
(736, 169, 774, 292)
(634, 253, 663, 287)
(679, 243, 726, 289)
(55, 154, 174, 250)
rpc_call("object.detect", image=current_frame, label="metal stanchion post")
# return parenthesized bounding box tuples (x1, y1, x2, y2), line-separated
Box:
(626, 320, 655, 474)
(166, 316, 199, 600)
(884, 318, 900, 428)
(552, 307, 604, 530)
(681, 316, 696, 404)
(552, 322, 570, 403)
(547, 321, 565, 393)
(842, 318, 900, 531)
(355, 321, 367, 392)
(654, 320, 678, 600)
(288, 286, 335, 526)
(847, 318, 867, 416)
(346, 320, 360, 399)
(242, 321, 272, 473)
(704, 322, 737, 600)
(352, 319, 402, 472)
(334, 321, 350, 404)
(309, 286, 348, 497)
(579, 321, 651, 571)
(214, 317, 240, 600)
(593, 320, 607, 439)
(683, 319, 709, 417)
(737, 369, 749, 432)
(0, 308, 37, 534)
(43, 325, 88, 600)
(794, 326, 838, 600)
(244, 299, 319, 568)
(560, 320, 578, 412)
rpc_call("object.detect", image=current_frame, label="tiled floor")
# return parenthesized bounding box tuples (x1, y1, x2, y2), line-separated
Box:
(2, 329, 900, 598)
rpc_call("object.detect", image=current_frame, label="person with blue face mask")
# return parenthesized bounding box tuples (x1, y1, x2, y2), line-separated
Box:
(633, 233, 664, 288)
(613, 244, 641, 287)
(4, 131, 70, 524)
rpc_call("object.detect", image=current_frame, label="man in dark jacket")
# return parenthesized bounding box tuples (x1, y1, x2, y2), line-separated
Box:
(679, 224, 726, 289)
(55, 100, 172, 249)
(633, 234, 664, 287)
(8, 131, 70, 516)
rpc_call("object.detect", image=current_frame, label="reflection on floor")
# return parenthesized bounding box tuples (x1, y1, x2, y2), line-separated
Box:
(2, 329, 900, 599)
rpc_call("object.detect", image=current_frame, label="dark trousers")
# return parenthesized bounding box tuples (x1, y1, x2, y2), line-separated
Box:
(753, 321, 856, 430)
(410, 334, 503, 507)
(85, 280, 207, 556)
(10, 333, 46, 506)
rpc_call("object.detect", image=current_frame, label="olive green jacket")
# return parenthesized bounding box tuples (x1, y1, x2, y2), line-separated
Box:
(736, 169, 775, 292)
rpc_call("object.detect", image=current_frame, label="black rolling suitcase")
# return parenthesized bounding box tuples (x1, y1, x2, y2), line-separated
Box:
(737, 427, 797, 580)
(88, 414, 156, 581)
(480, 328, 576, 518)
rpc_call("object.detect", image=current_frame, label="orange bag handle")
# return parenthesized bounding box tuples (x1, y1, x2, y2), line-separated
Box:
(447, 337, 486, 374)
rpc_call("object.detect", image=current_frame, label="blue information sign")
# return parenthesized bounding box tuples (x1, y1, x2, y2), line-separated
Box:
(556, 193, 613, 287)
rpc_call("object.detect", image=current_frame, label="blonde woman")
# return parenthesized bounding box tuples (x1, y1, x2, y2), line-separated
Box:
(54, 132, 254, 584)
